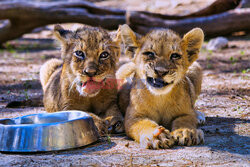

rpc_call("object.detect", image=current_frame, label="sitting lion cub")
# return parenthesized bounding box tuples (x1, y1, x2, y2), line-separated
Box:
(117, 25, 205, 149)
(40, 25, 124, 135)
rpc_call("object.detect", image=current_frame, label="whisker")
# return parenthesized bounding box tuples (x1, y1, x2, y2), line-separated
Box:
(68, 78, 78, 95)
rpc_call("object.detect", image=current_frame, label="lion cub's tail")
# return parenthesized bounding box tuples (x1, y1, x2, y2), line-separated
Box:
(40, 58, 62, 91)
(116, 62, 136, 81)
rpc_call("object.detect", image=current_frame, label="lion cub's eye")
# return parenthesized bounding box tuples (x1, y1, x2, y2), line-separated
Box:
(99, 51, 110, 60)
(74, 50, 85, 60)
(143, 51, 155, 60)
(170, 53, 181, 60)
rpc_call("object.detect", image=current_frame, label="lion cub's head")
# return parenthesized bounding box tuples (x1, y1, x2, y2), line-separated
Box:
(54, 25, 120, 97)
(120, 25, 204, 95)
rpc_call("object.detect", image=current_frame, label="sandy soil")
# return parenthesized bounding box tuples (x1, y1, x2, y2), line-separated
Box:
(0, 0, 249, 166)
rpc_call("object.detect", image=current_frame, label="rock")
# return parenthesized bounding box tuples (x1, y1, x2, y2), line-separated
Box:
(125, 142, 129, 147)
(206, 37, 228, 51)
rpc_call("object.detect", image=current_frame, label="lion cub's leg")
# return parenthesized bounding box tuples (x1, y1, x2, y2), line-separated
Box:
(171, 114, 204, 146)
(125, 107, 174, 149)
(87, 112, 109, 136)
(171, 62, 204, 145)
(103, 104, 124, 134)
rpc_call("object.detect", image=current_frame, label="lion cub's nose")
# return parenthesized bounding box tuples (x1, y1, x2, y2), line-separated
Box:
(84, 67, 97, 77)
(154, 67, 169, 77)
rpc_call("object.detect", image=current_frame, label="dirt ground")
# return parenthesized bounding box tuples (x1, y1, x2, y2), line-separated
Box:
(0, 0, 249, 166)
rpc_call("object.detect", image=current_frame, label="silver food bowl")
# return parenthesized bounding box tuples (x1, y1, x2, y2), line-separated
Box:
(0, 110, 99, 152)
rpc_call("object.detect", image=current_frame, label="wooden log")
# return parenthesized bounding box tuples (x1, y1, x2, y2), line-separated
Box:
(127, 8, 250, 37)
(0, 1, 126, 45)
(0, 0, 249, 45)
(136, 0, 241, 20)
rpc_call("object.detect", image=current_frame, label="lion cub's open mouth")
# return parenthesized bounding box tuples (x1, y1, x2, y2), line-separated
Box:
(146, 77, 173, 88)
(79, 78, 106, 95)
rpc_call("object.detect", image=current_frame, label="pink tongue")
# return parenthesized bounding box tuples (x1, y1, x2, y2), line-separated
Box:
(83, 81, 103, 94)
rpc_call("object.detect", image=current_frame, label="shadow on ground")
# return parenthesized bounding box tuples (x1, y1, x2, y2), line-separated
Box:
(0, 80, 42, 91)
(1, 140, 117, 156)
(201, 116, 250, 155)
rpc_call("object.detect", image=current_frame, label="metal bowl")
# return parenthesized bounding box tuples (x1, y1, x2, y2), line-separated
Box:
(0, 110, 99, 152)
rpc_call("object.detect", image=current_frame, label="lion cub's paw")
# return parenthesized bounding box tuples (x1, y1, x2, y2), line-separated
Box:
(140, 126, 175, 149)
(171, 128, 204, 146)
(95, 120, 109, 136)
(105, 116, 124, 134)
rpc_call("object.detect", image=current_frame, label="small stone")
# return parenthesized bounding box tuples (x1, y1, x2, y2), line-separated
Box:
(230, 95, 236, 99)
(125, 142, 129, 147)
(206, 37, 228, 51)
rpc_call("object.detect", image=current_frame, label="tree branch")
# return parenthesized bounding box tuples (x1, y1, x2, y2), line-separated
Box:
(0, 1, 125, 45)
(128, 8, 250, 36)
(0, 0, 249, 45)
(134, 0, 241, 20)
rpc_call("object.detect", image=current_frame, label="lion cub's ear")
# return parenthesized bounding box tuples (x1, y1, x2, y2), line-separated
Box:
(108, 27, 122, 64)
(110, 26, 121, 44)
(182, 28, 204, 64)
(53, 24, 75, 44)
(120, 24, 139, 59)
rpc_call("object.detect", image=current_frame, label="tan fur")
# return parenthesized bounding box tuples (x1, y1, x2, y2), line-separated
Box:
(40, 58, 62, 91)
(118, 25, 205, 149)
(116, 62, 135, 81)
(40, 25, 124, 135)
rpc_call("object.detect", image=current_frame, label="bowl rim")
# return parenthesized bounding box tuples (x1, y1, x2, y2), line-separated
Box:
(0, 110, 92, 127)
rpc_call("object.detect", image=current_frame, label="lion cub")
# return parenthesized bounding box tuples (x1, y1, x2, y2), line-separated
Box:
(117, 25, 204, 149)
(40, 25, 124, 135)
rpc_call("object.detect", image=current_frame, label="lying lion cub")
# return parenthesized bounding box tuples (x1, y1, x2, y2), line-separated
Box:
(40, 25, 124, 135)
(117, 25, 205, 149)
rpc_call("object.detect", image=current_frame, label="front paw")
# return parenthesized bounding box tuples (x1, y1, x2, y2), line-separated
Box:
(95, 120, 109, 136)
(171, 128, 204, 146)
(105, 116, 124, 134)
(140, 126, 175, 149)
